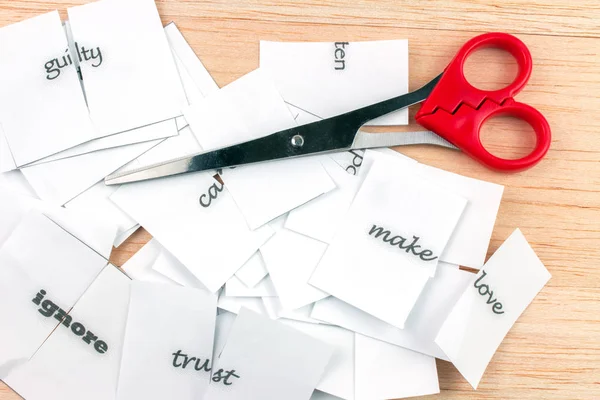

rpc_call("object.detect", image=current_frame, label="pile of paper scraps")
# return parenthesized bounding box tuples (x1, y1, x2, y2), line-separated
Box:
(0, 0, 552, 399)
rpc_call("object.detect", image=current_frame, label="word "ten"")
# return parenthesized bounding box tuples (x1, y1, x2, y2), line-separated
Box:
(32, 289, 109, 354)
(334, 42, 349, 70)
(473, 270, 505, 314)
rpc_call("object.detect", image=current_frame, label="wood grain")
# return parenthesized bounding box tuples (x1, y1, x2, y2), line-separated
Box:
(1, 1, 599, 399)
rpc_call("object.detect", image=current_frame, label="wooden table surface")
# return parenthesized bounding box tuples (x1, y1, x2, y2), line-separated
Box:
(1, 1, 599, 399)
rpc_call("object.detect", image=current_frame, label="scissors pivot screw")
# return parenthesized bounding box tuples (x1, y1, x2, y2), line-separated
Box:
(291, 134, 305, 148)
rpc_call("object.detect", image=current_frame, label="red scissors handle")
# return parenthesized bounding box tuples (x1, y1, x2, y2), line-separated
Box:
(416, 32, 551, 172)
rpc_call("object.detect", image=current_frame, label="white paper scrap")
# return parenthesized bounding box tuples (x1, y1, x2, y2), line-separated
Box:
(260, 40, 409, 126)
(117, 281, 217, 400)
(311, 263, 474, 360)
(203, 308, 334, 400)
(260, 228, 329, 310)
(417, 163, 504, 268)
(0, 11, 97, 166)
(67, 0, 187, 136)
(282, 321, 355, 400)
(4, 266, 131, 400)
(435, 229, 551, 389)
(111, 171, 274, 292)
(355, 334, 439, 400)
(310, 157, 467, 328)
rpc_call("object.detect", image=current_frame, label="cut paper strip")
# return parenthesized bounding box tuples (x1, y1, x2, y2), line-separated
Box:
(355, 334, 439, 400)
(203, 308, 334, 400)
(285, 157, 362, 243)
(0, 188, 116, 259)
(67, 0, 187, 136)
(0, 212, 108, 376)
(417, 164, 504, 269)
(30, 119, 178, 166)
(4, 266, 131, 400)
(117, 281, 217, 400)
(234, 251, 269, 288)
(310, 157, 467, 329)
(21, 139, 161, 206)
(260, 228, 329, 310)
(311, 263, 474, 360)
(0, 11, 97, 166)
(164, 22, 219, 99)
(111, 171, 273, 292)
(435, 229, 551, 389)
(282, 321, 355, 400)
(121, 239, 178, 285)
(260, 40, 409, 126)
(185, 69, 335, 229)
(65, 180, 138, 243)
(225, 275, 277, 297)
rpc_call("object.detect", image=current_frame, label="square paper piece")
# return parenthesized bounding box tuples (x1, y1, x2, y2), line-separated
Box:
(310, 156, 467, 329)
(203, 308, 333, 400)
(67, 0, 187, 136)
(0, 11, 96, 166)
(435, 229, 551, 389)
(117, 281, 217, 400)
(4, 266, 131, 400)
(111, 172, 273, 292)
(355, 334, 439, 400)
(260, 40, 408, 126)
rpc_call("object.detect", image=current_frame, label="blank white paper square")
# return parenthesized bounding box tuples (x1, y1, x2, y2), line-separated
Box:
(260, 228, 329, 310)
(354, 334, 439, 400)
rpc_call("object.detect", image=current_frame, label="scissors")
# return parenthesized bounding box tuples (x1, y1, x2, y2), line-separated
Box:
(105, 32, 551, 185)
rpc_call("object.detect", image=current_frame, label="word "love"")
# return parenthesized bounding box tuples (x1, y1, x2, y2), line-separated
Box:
(473, 270, 505, 314)
(44, 43, 103, 81)
(334, 42, 349, 70)
(368, 224, 437, 261)
(199, 180, 224, 208)
(32, 289, 109, 354)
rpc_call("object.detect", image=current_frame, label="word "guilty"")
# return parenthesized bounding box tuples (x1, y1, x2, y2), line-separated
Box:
(368, 224, 438, 261)
(473, 270, 505, 314)
(44, 43, 103, 80)
(32, 289, 109, 354)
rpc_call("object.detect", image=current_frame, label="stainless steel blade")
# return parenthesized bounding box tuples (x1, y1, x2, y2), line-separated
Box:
(352, 130, 459, 150)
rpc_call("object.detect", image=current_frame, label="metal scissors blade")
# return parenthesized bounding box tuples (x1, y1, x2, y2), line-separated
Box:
(105, 75, 443, 185)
